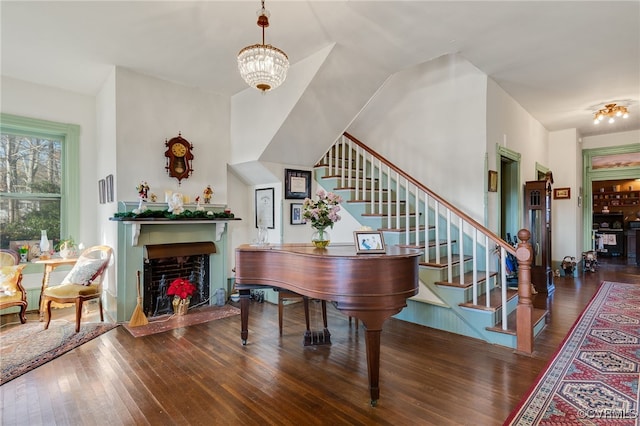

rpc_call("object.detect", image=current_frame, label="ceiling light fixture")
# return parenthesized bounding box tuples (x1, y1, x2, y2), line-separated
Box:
(593, 103, 629, 125)
(237, 0, 289, 93)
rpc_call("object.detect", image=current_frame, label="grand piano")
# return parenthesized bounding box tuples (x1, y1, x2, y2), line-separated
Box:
(234, 243, 421, 406)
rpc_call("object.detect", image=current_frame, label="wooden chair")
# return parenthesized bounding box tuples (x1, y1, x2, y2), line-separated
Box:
(42, 245, 113, 332)
(0, 249, 28, 323)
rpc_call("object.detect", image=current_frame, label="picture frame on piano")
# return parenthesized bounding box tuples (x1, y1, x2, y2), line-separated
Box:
(354, 231, 386, 254)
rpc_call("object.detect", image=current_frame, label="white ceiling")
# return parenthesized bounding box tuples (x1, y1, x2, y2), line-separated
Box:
(2, 1, 639, 138)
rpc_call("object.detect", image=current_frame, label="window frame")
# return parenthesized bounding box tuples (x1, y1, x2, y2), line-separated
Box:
(0, 113, 80, 243)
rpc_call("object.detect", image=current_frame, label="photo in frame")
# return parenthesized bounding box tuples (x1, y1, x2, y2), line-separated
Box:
(354, 231, 386, 254)
(255, 187, 275, 229)
(98, 179, 106, 204)
(106, 174, 114, 203)
(290, 203, 304, 225)
(488, 170, 498, 192)
(553, 187, 571, 200)
(284, 169, 311, 199)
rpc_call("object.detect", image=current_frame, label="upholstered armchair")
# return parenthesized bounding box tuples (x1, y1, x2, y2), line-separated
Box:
(0, 249, 28, 324)
(42, 245, 113, 332)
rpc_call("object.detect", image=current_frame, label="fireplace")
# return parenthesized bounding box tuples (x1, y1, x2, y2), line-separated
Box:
(143, 242, 216, 317)
(110, 212, 237, 323)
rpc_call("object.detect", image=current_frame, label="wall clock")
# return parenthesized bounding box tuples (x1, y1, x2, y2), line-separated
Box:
(164, 133, 194, 184)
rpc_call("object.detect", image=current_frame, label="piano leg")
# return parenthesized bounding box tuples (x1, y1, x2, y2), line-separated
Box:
(364, 328, 381, 406)
(239, 289, 251, 345)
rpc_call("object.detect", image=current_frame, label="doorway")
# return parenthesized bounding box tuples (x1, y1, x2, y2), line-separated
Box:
(498, 146, 522, 243)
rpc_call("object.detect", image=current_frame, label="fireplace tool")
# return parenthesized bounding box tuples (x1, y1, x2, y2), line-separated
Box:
(129, 270, 148, 327)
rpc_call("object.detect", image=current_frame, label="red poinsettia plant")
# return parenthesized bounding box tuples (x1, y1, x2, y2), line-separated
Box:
(167, 277, 195, 300)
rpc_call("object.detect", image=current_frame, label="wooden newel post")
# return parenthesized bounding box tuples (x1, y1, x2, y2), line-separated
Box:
(516, 229, 534, 355)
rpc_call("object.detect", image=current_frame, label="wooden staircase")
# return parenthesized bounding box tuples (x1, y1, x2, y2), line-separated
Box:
(313, 133, 547, 349)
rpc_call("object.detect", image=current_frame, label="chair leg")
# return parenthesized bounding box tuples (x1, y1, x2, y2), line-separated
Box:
(75, 299, 83, 332)
(18, 303, 27, 324)
(98, 298, 104, 322)
(44, 299, 53, 330)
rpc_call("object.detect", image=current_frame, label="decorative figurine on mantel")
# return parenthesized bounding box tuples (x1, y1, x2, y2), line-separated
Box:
(136, 181, 149, 201)
(195, 196, 205, 211)
(203, 185, 214, 204)
(167, 192, 185, 215)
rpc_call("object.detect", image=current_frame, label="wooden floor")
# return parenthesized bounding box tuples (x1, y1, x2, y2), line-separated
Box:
(1, 258, 638, 425)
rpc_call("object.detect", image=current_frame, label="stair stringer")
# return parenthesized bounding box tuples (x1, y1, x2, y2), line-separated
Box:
(393, 266, 517, 347)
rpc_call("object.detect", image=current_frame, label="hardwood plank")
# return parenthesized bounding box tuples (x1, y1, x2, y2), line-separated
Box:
(1, 258, 638, 425)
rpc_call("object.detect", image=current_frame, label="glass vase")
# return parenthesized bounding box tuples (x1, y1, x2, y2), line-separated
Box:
(311, 226, 331, 248)
(39, 230, 50, 259)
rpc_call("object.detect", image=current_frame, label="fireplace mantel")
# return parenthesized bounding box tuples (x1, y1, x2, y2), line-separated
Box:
(120, 219, 240, 245)
(107, 202, 241, 322)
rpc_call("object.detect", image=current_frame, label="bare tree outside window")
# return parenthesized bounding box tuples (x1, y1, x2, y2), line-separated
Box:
(0, 132, 62, 248)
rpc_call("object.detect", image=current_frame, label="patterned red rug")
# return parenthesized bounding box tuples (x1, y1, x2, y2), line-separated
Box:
(123, 304, 240, 338)
(1, 320, 118, 385)
(504, 281, 639, 425)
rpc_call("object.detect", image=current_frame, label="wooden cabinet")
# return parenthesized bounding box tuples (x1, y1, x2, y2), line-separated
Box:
(525, 178, 554, 293)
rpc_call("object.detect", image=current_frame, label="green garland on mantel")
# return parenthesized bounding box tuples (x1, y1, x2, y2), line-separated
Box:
(112, 209, 235, 221)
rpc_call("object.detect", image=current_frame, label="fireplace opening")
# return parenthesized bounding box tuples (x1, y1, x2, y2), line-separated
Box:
(143, 242, 216, 317)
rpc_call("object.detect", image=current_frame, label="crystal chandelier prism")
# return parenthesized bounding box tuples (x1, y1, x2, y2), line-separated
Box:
(237, 1, 289, 93)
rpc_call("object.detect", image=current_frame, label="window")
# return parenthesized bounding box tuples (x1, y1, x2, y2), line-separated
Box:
(0, 113, 80, 250)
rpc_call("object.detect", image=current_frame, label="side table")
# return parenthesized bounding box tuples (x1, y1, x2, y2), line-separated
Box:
(35, 257, 78, 321)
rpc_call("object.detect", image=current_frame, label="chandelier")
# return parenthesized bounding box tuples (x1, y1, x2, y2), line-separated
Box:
(593, 103, 629, 124)
(237, 0, 289, 93)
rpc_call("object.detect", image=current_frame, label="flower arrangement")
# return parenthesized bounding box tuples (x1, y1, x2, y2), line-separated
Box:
(302, 189, 343, 230)
(18, 244, 29, 254)
(167, 277, 195, 300)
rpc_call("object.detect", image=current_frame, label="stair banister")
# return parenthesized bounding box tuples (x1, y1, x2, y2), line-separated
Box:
(321, 133, 538, 352)
(341, 132, 515, 257)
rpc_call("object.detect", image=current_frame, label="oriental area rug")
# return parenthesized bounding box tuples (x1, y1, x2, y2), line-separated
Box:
(123, 304, 240, 338)
(504, 281, 640, 425)
(0, 319, 118, 385)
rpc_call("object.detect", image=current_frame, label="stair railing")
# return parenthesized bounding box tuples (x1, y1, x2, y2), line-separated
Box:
(320, 132, 517, 330)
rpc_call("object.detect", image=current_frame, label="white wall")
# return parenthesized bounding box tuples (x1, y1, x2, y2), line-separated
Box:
(548, 129, 582, 261)
(348, 54, 488, 223)
(486, 78, 549, 233)
(1, 76, 98, 289)
(581, 129, 640, 149)
(113, 67, 230, 205)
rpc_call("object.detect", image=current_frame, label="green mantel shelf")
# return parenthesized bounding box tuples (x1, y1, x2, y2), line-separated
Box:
(111, 217, 242, 245)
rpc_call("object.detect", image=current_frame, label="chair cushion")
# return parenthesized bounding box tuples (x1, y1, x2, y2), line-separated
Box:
(0, 264, 26, 297)
(44, 283, 100, 298)
(61, 258, 105, 286)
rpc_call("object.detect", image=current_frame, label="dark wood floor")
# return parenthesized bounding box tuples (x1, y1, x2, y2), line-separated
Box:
(1, 258, 638, 425)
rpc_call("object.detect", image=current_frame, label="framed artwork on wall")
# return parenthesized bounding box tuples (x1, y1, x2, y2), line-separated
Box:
(255, 187, 275, 229)
(106, 174, 114, 203)
(553, 187, 571, 199)
(488, 170, 498, 192)
(98, 179, 106, 204)
(285, 169, 311, 199)
(354, 231, 386, 254)
(290, 203, 304, 225)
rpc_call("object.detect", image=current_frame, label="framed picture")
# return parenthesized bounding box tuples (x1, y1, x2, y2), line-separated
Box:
(354, 231, 386, 254)
(290, 203, 305, 225)
(285, 169, 312, 199)
(98, 179, 106, 204)
(255, 187, 275, 229)
(488, 170, 498, 192)
(106, 174, 114, 203)
(554, 187, 571, 200)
